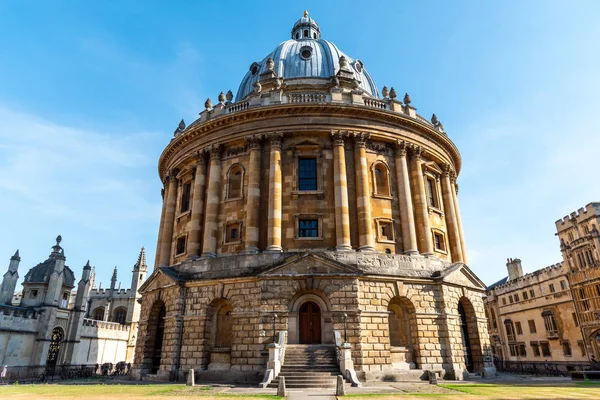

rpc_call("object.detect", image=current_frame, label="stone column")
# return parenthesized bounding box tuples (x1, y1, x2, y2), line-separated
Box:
(353, 132, 375, 251)
(441, 165, 463, 262)
(187, 151, 208, 258)
(451, 173, 468, 264)
(244, 135, 262, 253)
(409, 146, 433, 255)
(158, 173, 178, 267)
(266, 133, 283, 252)
(202, 145, 222, 257)
(394, 140, 418, 255)
(153, 184, 168, 268)
(331, 131, 352, 251)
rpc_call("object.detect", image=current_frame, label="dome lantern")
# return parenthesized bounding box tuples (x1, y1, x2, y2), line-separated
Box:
(291, 10, 321, 41)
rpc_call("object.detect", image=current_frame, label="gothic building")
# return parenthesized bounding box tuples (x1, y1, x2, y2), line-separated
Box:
(0, 236, 146, 378)
(132, 12, 495, 385)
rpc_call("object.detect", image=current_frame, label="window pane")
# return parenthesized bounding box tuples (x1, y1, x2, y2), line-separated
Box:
(298, 158, 317, 190)
(299, 219, 318, 237)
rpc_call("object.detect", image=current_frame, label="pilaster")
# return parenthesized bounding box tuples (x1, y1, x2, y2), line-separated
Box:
(159, 173, 178, 267)
(202, 145, 223, 257)
(244, 135, 263, 253)
(266, 133, 283, 252)
(409, 146, 434, 255)
(450, 174, 468, 264)
(394, 141, 418, 255)
(353, 132, 375, 251)
(331, 131, 352, 251)
(441, 165, 463, 262)
(187, 151, 208, 258)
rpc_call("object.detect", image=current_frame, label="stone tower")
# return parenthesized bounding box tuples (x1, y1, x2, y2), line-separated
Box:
(0, 250, 20, 305)
(63, 260, 93, 362)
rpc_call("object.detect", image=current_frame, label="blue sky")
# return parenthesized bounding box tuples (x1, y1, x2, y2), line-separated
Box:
(0, 1, 598, 288)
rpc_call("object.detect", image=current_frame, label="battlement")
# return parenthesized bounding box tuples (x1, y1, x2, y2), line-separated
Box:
(490, 262, 565, 293)
(555, 202, 600, 229)
(89, 288, 134, 299)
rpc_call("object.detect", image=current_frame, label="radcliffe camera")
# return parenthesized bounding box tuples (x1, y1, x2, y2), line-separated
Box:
(0, 3, 599, 400)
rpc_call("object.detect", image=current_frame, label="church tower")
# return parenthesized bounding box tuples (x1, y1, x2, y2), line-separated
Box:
(0, 250, 20, 305)
(126, 247, 147, 361)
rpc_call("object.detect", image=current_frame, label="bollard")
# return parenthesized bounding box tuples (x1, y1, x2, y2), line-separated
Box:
(187, 368, 195, 386)
(428, 370, 438, 385)
(277, 376, 287, 397)
(336, 375, 345, 396)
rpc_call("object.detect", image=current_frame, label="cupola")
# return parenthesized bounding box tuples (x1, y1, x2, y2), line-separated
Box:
(291, 10, 321, 40)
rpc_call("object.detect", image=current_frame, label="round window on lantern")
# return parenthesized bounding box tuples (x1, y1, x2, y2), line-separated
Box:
(300, 46, 312, 60)
(250, 62, 260, 76)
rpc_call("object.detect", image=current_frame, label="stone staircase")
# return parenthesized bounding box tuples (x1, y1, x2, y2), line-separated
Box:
(268, 344, 340, 389)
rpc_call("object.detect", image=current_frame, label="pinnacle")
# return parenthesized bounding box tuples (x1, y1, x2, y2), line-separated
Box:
(135, 246, 147, 270)
(11, 249, 20, 260)
(84, 260, 91, 269)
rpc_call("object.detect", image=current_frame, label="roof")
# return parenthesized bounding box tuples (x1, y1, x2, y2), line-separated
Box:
(487, 276, 508, 291)
(23, 259, 75, 287)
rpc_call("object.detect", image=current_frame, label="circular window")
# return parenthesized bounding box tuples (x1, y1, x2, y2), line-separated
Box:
(300, 46, 312, 60)
(354, 60, 363, 73)
(250, 62, 259, 76)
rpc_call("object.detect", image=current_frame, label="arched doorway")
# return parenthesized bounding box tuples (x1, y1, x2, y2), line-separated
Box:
(458, 302, 473, 372)
(457, 297, 483, 373)
(299, 301, 321, 344)
(142, 300, 166, 375)
(46, 327, 63, 369)
(388, 296, 419, 369)
(152, 305, 166, 373)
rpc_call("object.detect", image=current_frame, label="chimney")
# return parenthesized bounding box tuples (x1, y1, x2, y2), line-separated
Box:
(506, 258, 524, 281)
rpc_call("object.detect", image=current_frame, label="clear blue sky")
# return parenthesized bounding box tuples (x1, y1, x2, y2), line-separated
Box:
(0, 1, 598, 288)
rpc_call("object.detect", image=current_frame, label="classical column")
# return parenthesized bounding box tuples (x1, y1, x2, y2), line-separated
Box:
(441, 165, 463, 262)
(244, 135, 263, 253)
(353, 132, 375, 251)
(451, 173, 468, 264)
(202, 145, 222, 257)
(394, 140, 418, 255)
(187, 151, 208, 258)
(409, 146, 434, 255)
(266, 133, 283, 252)
(158, 172, 178, 267)
(154, 183, 168, 268)
(331, 131, 352, 251)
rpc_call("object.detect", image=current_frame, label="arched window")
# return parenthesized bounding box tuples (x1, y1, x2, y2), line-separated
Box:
(113, 307, 127, 324)
(491, 309, 498, 330)
(227, 164, 244, 199)
(372, 161, 391, 196)
(46, 327, 64, 368)
(92, 307, 105, 321)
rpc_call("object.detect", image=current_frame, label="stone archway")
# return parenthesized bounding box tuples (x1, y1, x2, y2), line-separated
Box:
(142, 300, 166, 375)
(288, 292, 333, 344)
(205, 298, 233, 370)
(299, 301, 321, 344)
(46, 327, 64, 370)
(388, 296, 420, 369)
(458, 297, 483, 373)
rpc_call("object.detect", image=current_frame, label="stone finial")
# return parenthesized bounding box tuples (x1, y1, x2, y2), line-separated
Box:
(174, 119, 186, 136)
(253, 81, 262, 93)
(266, 57, 274, 71)
(332, 76, 340, 88)
(11, 250, 20, 261)
(304, 10, 308, 17)
(225, 90, 233, 102)
(403, 93, 411, 105)
(56, 235, 62, 245)
(111, 266, 117, 281)
(204, 98, 212, 110)
(431, 114, 445, 132)
(218, 91, 226, 104)
(339, 55, 349, 70)
(382, 86, 389, 98)
(389, 87, 397, 99)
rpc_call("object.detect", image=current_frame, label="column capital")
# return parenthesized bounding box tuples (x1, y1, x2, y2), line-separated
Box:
(330, 130, 348, 147)
(208, 144, 222, 160)
(441, 163, 453, 178)
(449, 169, 458, 183)
(267, 132, 283, 148)
(409, 145, 424, 160)
(194, 149, 209, 165)
(167, 169, 179, 182)
(395, 140, 409, 156)
(353, 131, 370, 148)
(245, 134, 264, 150)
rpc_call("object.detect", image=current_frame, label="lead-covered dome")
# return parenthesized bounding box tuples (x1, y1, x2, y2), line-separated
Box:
(236, 12, 379, 101)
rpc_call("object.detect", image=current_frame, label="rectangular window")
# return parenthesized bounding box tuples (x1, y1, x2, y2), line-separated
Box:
(180, 182, 192, 213)
(516, 321, 523, 335)
(299, 219, 318, 238)
(379, 221, 393, 241)
(298, 158, 317, 191)
(577, 340, 586, 356)
(509, 295, 514, 304)
(502, 297, 507, 305)
(426, 177, 438, 208)
(523, 291, 528, 300)
(560, 280, 567, 290)
(433, 232, 445, 251)
(541, 342, 551, 357)
(514, 293, 519, 302)
(543, 314, 558, 335)
(549, 283, 555, 293)
(509, 344, 517, 357)
(224, 222, 241, 243)
(528, 319, 537, 334)
(176, 236, 186, 255)
(531, 342, 541, 357)
(561, 340, 572, 357)
(530, 289, 535, 298)
(518, 344, 527, 357)
(572, 312, 579, 327)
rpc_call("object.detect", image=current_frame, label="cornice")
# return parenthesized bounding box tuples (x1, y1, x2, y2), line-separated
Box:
(158, 104, 462, 180)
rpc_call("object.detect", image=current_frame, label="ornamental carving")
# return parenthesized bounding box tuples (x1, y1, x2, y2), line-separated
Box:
(395, 139, 408, 156)
(367, 140, 389, 155)
(208, 144, 223, 159)
(245, 134, 263, 151)
(353, 132, 370, 148)
(267, 132, 283, 148)
(225, 145, 248, 157)
(330, 131, 347, 146)
(409, 145, 424, 160)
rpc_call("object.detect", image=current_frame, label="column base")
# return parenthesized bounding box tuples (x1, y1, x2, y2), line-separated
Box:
(403, 250, 419, 256)
(357, 245, 376, 252)
(242, 246, 260, 254)
(336, 244, 354, 252)
(201, 252, 217, 258)
(265, 246, 282, 253)
(422, 252, 435, 257)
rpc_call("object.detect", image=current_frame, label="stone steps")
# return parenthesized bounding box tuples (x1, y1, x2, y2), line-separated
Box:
(268, 344, 340, 389)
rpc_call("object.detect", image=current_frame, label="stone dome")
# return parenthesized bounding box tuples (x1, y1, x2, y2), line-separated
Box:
(235, 12, 379, 101)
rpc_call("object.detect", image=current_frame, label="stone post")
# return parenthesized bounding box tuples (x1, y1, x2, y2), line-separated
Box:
(441, 165, 463, 262)
(451, 173, 468, 264)
(268, 342, 282, 377)
(187, 369, 195, 386)
(154, 184, 168, 269)
(409, 146, 434, 255)
(202, 145, 223, 257)
(266, 133, 283, 252)
(187, 151, 208, 258)
(244, 135, 263, 253)
(158, 173, 178, 267)
(339, 343, 361, 387)
(353, 132, 375, 251)
(394, 140, 418, 255)
(331, 131, 352, 251)
(336, 375, 345, 395)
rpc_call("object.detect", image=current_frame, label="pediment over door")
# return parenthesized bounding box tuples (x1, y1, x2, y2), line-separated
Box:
(138, 267, 180, 293)
(433, 263, 487, 291)
(259, 252, 362, 277)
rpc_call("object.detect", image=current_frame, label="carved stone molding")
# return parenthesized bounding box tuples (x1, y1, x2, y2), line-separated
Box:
(395, 140, 408, 157)
(441, 163, 451, 177)
(267, 132, 283, 148)
(330, 131, 347, 147)
(225, 145, 248, 157)
(353, 132, 370, 148)
(409, 145, 424, 160)
(367, 140, 389, 155)
(245, 134, 264, 151)
(194, 149, 208, 165)
(208, 144, 223, 160)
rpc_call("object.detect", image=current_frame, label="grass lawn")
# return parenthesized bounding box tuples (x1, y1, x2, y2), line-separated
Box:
(0, 384, 279, 400)
(344, 382, 600, 400)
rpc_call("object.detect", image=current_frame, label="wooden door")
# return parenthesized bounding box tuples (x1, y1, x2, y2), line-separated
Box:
(299, 302, 321, 344)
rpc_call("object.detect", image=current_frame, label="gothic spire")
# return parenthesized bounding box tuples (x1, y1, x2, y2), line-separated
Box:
(134, 247, 147, 271)
(11, 250, 20, 261)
